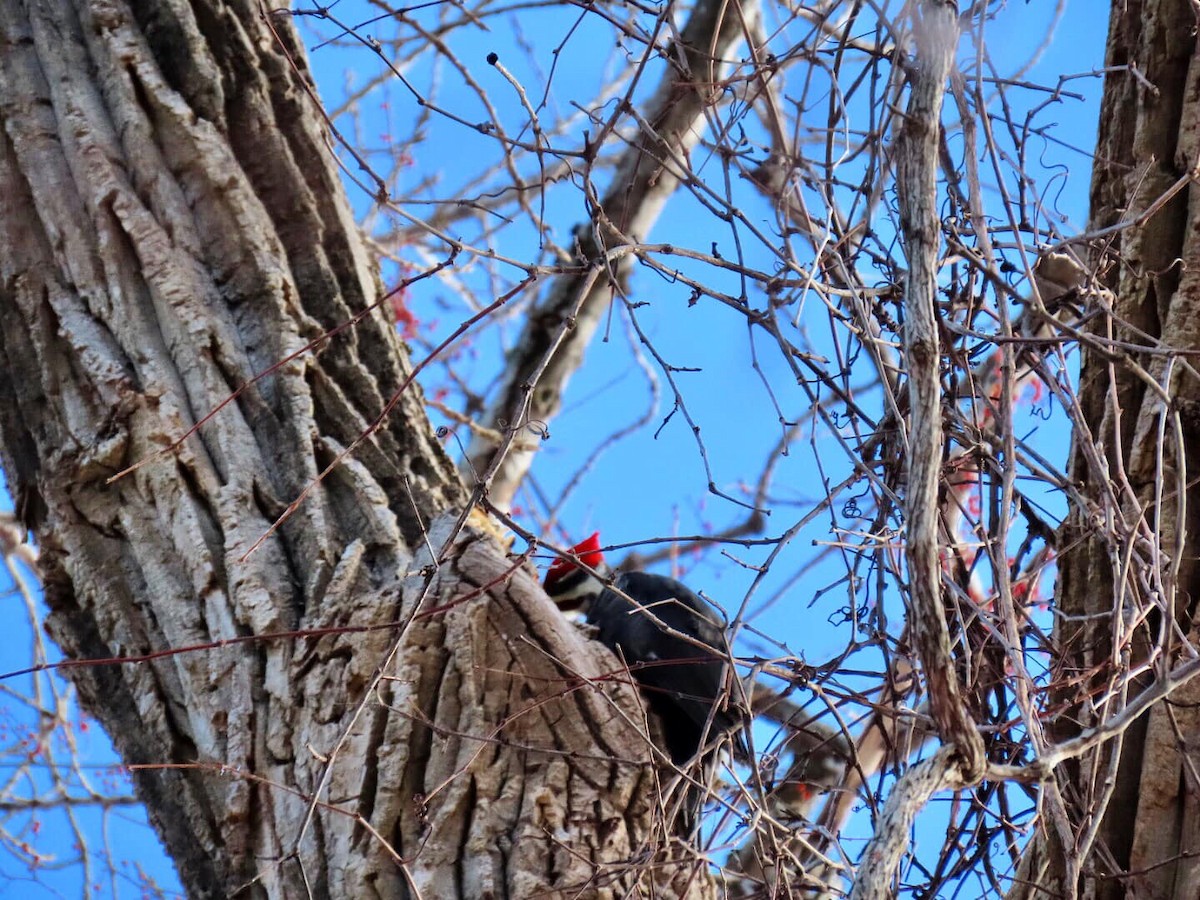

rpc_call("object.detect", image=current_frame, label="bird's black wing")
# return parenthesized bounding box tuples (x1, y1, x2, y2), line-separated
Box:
(589, 572, 743, 760)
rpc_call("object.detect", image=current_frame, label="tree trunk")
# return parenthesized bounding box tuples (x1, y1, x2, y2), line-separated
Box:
(1019, 2, 1200, 897)
(0, 1, 701, 896)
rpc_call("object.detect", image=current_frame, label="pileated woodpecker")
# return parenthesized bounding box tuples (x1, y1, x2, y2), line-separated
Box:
(543, 533, 747, 767)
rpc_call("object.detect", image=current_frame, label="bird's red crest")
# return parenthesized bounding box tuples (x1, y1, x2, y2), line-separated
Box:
(545, 532, 605, 589)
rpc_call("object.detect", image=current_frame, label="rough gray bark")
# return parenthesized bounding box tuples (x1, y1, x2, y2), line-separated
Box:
(0, 1, 707, 896)
(1012, 1, 1200, 898)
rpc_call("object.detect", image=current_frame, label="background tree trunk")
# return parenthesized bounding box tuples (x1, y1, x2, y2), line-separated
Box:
(1018, 2, 1200, 897)
(0, 1, 695, 896)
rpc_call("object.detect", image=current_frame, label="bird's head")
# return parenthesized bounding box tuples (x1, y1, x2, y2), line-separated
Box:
(543, 532, 609, 611)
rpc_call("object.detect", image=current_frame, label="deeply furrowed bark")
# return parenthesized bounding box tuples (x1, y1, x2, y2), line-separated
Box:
(1011, 2, 1200, 898)
(0, 1, 711, 896)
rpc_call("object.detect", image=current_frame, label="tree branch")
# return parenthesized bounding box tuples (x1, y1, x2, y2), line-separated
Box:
(462, 0, 760, 507)
(893, 0, 984, 779)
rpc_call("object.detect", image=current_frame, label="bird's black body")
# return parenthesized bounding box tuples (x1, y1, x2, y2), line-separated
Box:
(543, 534, 746, 768)
(587, 570, 744, 765)
(544, 535, 747, 834)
